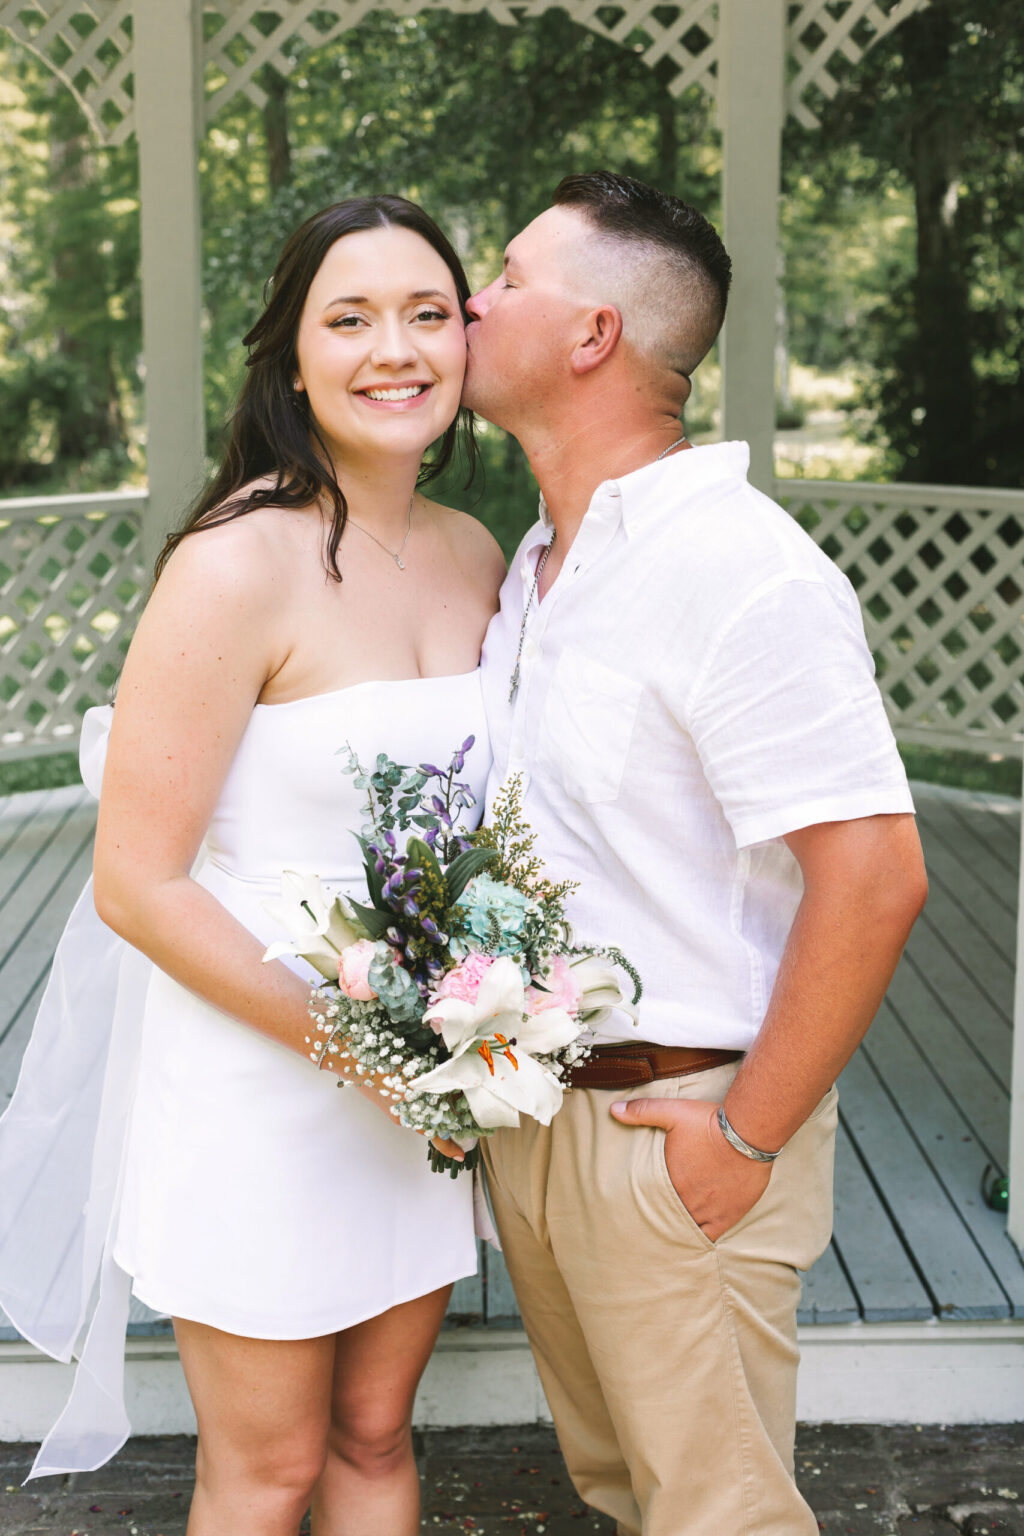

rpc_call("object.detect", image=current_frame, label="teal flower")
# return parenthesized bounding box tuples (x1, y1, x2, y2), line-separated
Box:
(457, 874, 535, 957)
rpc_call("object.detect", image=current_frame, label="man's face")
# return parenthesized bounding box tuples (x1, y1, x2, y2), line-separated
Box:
(462, 206, 591, 430)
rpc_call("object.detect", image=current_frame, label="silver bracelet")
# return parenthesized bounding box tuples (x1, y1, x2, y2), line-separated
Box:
(716, 1104, 782, 1163)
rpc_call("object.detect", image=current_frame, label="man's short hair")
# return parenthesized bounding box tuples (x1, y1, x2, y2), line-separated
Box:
(552, 170, 732, 378)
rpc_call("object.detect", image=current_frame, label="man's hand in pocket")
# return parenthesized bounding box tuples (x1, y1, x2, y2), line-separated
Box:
(610, 1097, 772, 1243)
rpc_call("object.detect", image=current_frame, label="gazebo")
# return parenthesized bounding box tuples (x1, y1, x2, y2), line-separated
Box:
(1, 0, 1022, 1437)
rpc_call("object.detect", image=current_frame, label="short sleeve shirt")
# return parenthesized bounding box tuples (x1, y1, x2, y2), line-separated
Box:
(479, 441, 915, 1049)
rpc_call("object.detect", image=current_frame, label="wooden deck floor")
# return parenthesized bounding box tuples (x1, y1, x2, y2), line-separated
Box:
(0, 778, 1021, 1340)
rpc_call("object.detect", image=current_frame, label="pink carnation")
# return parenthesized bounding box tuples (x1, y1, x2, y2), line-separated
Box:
(338, 940, 378, 1001)
(435, 951, 496, 1006)
(526, 954, 582, 1016)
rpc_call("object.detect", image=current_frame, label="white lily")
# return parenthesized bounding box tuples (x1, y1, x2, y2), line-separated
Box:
(408, 956, 579, 1129)
(262, 871, 367, 980)
(571, 954, 638, 1027)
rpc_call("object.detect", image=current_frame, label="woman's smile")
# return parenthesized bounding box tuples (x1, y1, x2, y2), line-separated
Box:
(356, 381, 435, 409)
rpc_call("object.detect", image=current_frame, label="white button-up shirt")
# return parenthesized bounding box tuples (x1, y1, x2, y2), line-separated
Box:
(479, 441, 914, 1049)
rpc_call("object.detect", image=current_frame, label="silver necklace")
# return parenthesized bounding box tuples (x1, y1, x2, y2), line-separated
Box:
(507, 431, 688, 704)
(347, 493, 415, 570)
(508, 532, 555, 704)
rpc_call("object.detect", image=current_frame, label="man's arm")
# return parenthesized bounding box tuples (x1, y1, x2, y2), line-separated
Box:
(611, 811, 927, 1242)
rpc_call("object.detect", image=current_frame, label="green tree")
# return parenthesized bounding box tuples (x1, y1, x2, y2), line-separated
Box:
(0, 37, 139, 490)
(800, 0, 1024, 486)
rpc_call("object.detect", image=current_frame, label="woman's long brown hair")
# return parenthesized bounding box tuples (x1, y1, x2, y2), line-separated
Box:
(154, 195, 478, 581)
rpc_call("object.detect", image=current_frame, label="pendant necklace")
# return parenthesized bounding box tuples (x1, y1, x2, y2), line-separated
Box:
(507, 430, 688, 704)
(347, 493, 415, 570)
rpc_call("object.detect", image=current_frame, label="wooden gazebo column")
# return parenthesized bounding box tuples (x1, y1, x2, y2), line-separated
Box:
(133, 0, 206, 574)
(718, 0, 785, 494)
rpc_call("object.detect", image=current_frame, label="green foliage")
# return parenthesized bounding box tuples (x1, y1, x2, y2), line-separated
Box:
(0, 40, 140, 490)
(1, 2, 1020, 503)
(789, 2, 1024, 487)
(0, 752, 82, 797)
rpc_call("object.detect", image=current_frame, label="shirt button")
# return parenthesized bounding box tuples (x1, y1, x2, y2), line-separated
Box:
(523, 639, 540, 663)
(511, 735, 526, 758)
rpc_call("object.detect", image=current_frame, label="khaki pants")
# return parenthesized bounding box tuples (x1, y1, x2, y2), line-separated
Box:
(483, 1062, 838, 1536)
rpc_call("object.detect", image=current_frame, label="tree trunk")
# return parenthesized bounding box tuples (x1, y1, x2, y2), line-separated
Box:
(654, 59, 678, 193)
(903, 4, 975, 483)
(261, 66, 292, 191)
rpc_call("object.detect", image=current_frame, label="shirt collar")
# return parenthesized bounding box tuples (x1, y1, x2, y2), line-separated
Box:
(611, 440, 751, 538)
(522, 441, 751, 580)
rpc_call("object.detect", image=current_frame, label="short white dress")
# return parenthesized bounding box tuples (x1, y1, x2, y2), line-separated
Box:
(0, 670, 488, 1476)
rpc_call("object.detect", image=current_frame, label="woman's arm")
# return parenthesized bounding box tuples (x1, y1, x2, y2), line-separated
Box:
(93, 518, 317, 1055)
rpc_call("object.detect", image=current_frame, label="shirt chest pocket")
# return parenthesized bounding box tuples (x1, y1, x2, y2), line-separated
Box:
(538, 647, 642, 804)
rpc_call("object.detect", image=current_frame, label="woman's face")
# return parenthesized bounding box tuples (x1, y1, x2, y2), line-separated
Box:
(293, 224, 466, 471)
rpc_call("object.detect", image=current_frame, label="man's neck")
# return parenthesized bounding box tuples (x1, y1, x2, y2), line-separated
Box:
(528, 420, 691, 552)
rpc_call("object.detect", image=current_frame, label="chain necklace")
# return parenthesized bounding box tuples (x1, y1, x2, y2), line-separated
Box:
(507, 431, 688, 704)
(347, 493, 415, 570)
(508, 532, 555, 704)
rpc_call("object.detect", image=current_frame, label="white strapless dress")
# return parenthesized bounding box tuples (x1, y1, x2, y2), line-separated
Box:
(0, 670, 489, 1477)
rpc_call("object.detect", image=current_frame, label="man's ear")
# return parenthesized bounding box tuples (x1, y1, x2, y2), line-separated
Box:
(570, 305, 623, 376)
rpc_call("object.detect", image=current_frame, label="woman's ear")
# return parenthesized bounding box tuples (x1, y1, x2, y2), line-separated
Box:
(570, 305, 623, 376)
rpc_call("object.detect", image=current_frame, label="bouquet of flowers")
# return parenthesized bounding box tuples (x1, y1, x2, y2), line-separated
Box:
(263, 738, 640, 1174)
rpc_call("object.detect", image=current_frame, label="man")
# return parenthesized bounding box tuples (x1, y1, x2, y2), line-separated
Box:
(464, 171, 927, 1536)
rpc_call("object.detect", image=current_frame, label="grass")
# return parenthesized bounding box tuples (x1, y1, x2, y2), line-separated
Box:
(0, 752, 82, 798)
(898, 742, 1021, 798)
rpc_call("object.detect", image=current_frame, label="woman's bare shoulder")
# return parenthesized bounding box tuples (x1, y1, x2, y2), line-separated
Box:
(425, 500, 507, 582)
(159, 489, 313, 595)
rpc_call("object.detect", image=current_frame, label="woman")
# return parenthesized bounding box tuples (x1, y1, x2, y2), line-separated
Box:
(0, 197, 505, 1534)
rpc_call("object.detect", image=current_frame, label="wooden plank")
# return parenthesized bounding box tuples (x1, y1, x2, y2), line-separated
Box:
(954, 794, 1021, 879)
(797, 1241, 860, 1325)
(916, 799, 1019, 914)
(884, 956, 1010, 1169)
(127, 1296, 172, 1337)
(839, 1051, 1009, 1319)
(447, 1242, 484, 1321)
(0, 821, 98, 1072)
(899, 917, 1012, 1089)
(483, 1246, 522, 1324)
(0, 787, 89, 914)
(916, 823, 1019, 969)
(908, 885, 1013, 1028)
(830, 1120, 932, 1322)
(863, 1001, 1024, 1314)
(0, 973, 45, 1110)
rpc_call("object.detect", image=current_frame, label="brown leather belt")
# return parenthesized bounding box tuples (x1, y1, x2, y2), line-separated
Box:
(564, 1041, 743, 1092)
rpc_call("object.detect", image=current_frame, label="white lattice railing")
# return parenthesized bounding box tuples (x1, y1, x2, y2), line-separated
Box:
(776, 479, 1024, 755)
(1, 0, 930, 146)
(1, 480, 1022, 760)
(0, 490, 147, 759)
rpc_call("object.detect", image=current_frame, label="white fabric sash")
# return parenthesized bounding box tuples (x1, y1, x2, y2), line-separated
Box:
(0, 707, 154, 1478)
